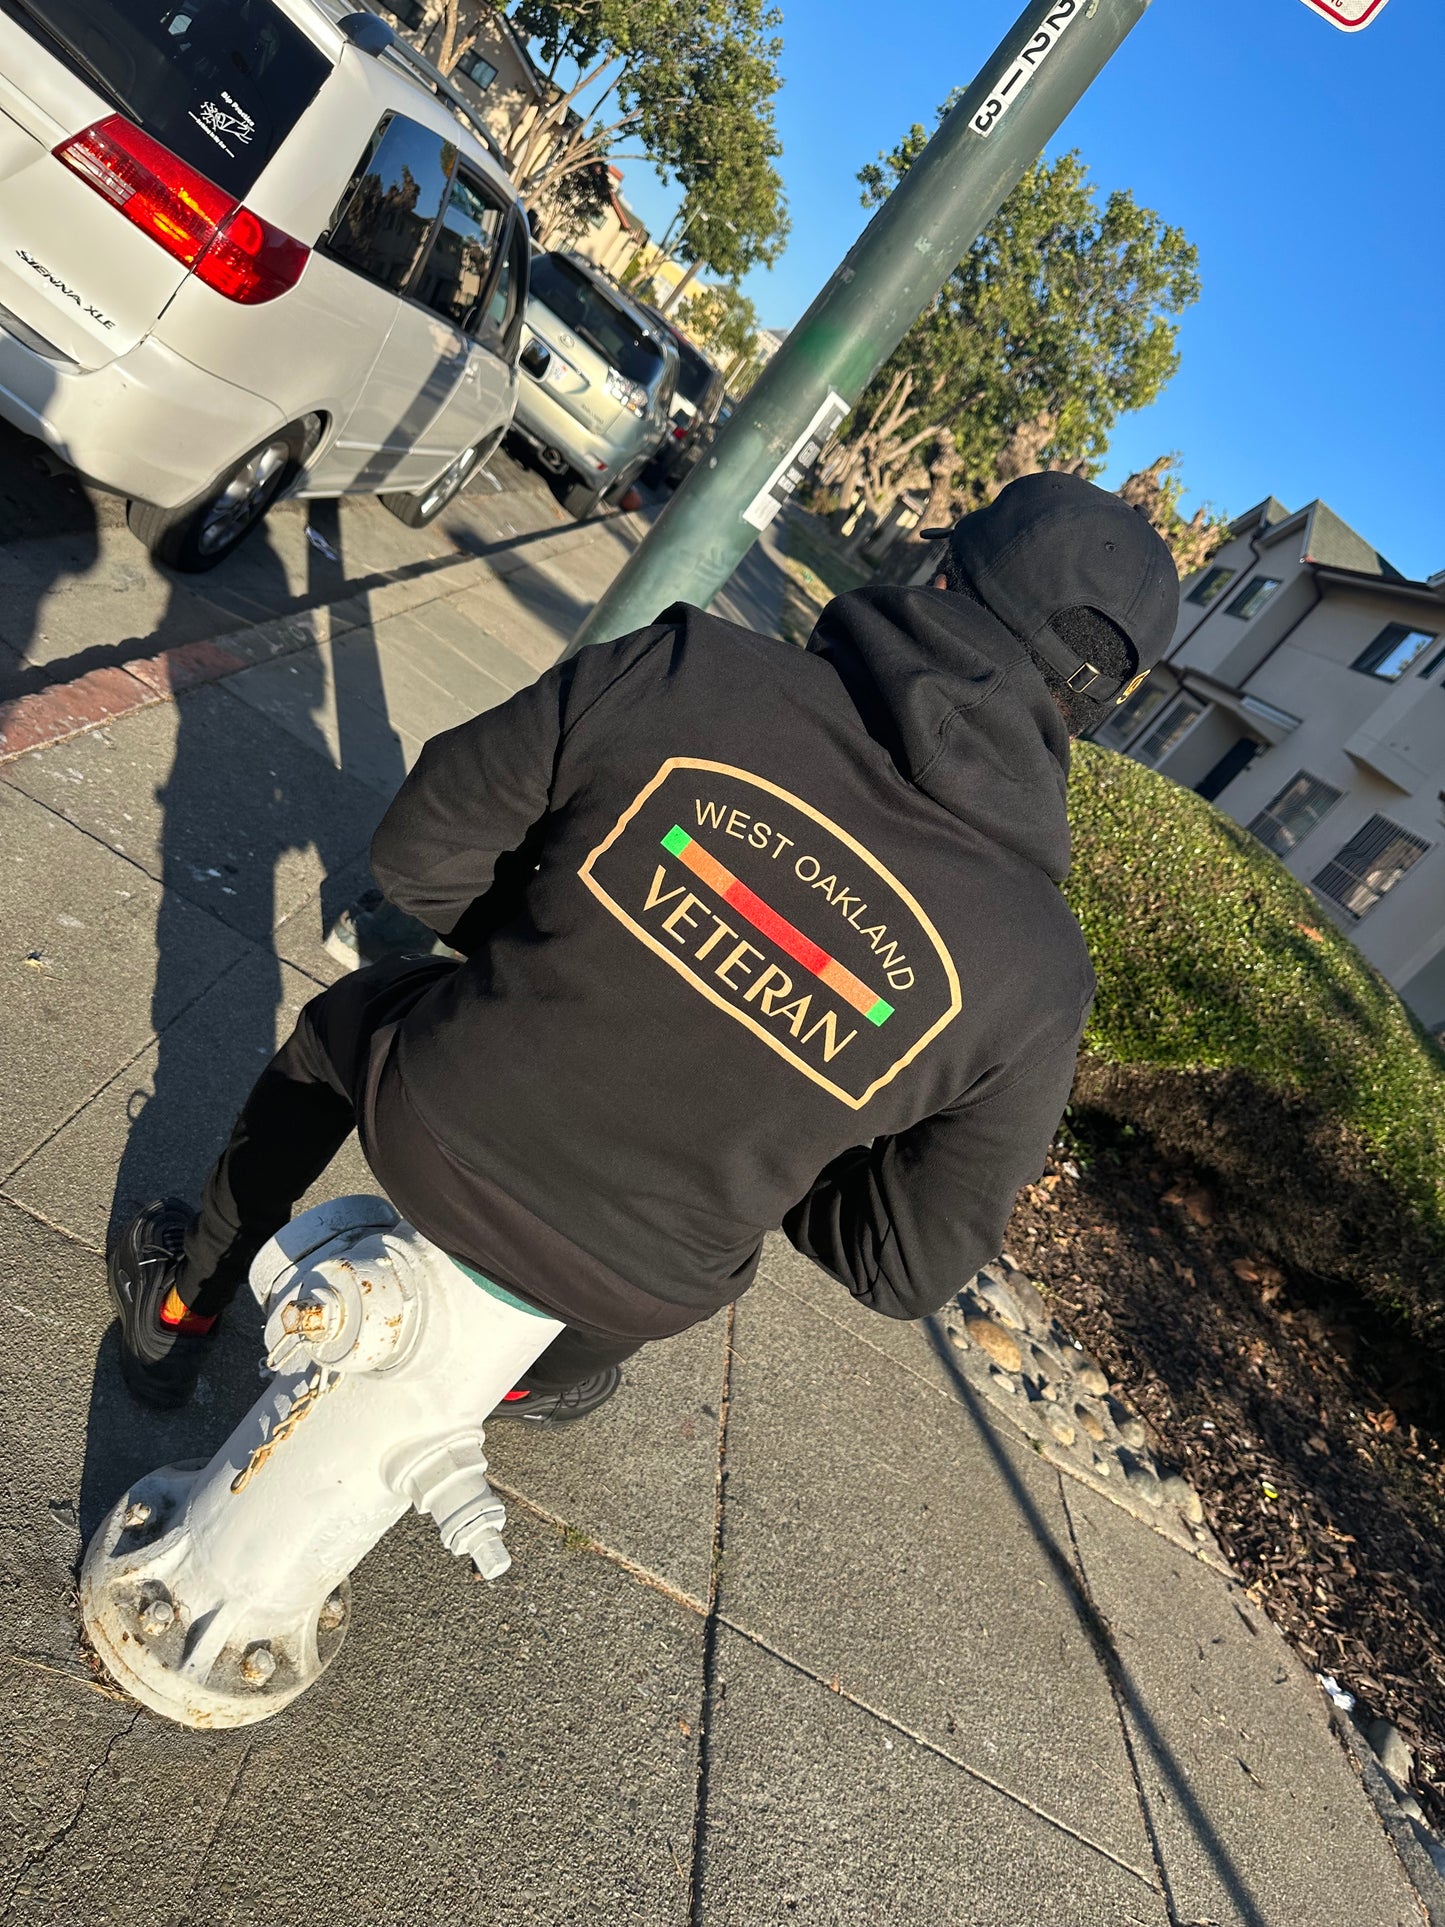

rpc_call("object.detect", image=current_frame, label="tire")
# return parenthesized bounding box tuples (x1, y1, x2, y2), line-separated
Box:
(558, 473, 606, 519)
(381, 427, 502, 529)
(126, 429, 300, 572)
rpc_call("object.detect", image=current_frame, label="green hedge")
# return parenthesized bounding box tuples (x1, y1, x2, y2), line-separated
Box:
(1064, 742, 1445, 1241)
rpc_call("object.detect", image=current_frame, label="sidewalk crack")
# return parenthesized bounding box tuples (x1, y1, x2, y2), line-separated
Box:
(1, 1706, 140, 1920)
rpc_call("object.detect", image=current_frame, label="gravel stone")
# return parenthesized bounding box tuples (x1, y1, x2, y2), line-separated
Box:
(1004, 1270, 1048, 1327)
(1073, 1403, 1106, 1443)
(1045, 1414, 1076, 1447)
(1367, 1719, 1415, 1788)
(1075, 1363, 1110, 1399)
(1107, 1399, 1146, 1449)
(965, 1316, 1023, 1374)
(974, 1274, 1028, 1331)
(986, 1365, 1019, 1396)
(1161, 1474, 1204, 1525)
(1121, 1456, 1164, 1508)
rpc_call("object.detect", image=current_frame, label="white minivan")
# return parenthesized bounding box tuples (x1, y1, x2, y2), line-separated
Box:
(0, 0, 530, 567)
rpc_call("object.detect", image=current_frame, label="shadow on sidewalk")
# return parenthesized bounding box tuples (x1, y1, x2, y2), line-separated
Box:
(80, 502, 409, 1540)
(922, 1316, 1268, 1927)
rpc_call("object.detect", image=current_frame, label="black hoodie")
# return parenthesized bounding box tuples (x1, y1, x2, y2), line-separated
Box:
(367, 587, 1094, 1340)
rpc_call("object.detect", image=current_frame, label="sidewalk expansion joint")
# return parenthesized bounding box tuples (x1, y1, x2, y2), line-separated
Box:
(710, 1613, 1163, 1892)
(483, 1482, 707, 1620)
(1057, 1476, 1183, 1922)
(687, 1300, 736, 1927)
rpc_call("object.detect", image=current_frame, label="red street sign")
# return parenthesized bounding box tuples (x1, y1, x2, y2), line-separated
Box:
(1297, 0, 1390, 27)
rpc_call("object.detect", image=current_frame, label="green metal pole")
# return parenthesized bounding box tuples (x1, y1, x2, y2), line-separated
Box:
(568, 0, 1153, 655)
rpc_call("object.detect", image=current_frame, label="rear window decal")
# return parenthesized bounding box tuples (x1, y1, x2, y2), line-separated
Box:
(579, 758, 961, 1110)
(191, 93, 256, 158)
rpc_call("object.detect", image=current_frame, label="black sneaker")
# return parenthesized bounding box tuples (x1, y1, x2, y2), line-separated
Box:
(488, 1367, 622, 1425)
(107, 1198, 215, 1409)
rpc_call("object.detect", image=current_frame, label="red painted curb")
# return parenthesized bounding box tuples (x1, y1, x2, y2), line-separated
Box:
(0, 638, 252, 765)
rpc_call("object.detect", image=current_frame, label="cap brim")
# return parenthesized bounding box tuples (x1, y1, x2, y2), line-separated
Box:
(917, 527, 954, 540)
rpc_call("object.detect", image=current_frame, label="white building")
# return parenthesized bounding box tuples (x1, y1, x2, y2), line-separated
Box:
(1094, 496, 1445, 1034)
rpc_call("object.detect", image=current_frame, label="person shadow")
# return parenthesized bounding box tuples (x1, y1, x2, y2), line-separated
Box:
(79, 495, 410, 1542)
(0, 416, 101, 703)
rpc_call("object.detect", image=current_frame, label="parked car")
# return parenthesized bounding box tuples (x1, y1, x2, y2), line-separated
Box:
(673, 392, 735, 482)
(639, 311, 725, 487)
(509, 250, 678, 518)
(0, 0, 530, 568)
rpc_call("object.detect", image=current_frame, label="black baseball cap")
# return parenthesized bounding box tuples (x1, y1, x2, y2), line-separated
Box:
(920, 472, 1180, 703)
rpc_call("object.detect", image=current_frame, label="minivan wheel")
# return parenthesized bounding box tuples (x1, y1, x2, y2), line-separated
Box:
(381, 429, 501, 529)
(126, 432, 298, 572)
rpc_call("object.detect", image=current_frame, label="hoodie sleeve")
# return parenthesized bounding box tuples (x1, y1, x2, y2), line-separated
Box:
(369, 627, 667, 946)
(781, 1004, 1089, 1320)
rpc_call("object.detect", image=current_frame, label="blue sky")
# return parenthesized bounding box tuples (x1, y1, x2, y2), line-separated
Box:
(616, 0, 1444, 579)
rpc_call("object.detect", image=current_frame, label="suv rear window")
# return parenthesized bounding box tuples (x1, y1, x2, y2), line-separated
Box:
(673, 338, 719, 410)
(13, 0, 329, 197)
(529, 252, 666, 390)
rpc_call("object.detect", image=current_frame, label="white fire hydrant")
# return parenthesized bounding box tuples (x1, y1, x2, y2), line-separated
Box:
(80, 1195, 564, 1728)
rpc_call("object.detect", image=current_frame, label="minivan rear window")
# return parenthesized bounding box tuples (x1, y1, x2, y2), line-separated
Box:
(529, 252, 666, 390)
(11, 0, 329, 197)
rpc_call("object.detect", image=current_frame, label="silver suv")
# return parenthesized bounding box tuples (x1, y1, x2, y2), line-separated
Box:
(510, 250, 677, 519)
(0, 0, 530, 568)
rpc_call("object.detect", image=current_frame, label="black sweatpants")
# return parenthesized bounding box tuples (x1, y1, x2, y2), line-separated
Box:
(179, 955, 639, 1392)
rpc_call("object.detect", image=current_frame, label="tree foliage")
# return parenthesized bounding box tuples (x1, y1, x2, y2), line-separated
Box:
(494, 0, 787, 271)
(1116, 455, 1228, 577)
(826, 106, 1201, 534)
(675, 280, 759, 365)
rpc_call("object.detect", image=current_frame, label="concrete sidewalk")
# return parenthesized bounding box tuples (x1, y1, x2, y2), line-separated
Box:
(0, 507, 1426, 1925)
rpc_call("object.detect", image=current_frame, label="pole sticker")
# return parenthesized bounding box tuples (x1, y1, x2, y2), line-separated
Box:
(741, 390, 849, 531)
(971, 0, 1082, 140)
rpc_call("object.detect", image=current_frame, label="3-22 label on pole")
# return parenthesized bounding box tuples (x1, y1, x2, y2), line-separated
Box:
(971, 0, 1082, 140)
(1295, 0, 1390, 29)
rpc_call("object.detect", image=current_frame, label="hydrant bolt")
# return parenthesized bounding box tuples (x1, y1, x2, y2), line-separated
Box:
(241, 1644, 277, 1686)
(139, 1596, 175, 1637)
(123, 1503, 151, 1529)
(318, 1591, 346, 1631)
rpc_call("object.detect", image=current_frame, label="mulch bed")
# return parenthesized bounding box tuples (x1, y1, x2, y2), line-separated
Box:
(1006, 1119, 1445, 1830)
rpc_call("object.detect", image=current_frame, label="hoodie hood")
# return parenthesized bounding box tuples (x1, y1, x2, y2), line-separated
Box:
(806, 585, 1074, 882)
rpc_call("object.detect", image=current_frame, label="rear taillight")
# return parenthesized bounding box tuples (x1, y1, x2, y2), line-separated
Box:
(53, 115, 308, 304)
(671, 425, 688, 441)
(195, 206, 310, 305)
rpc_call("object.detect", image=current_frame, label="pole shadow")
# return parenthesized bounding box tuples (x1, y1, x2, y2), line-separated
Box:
(922, 1314, 1269, 1927)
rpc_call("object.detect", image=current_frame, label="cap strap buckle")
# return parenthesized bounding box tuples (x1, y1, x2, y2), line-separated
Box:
(1066, 663, 1100, 694)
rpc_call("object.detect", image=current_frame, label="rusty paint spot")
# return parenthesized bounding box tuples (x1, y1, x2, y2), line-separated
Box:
(281, 1299, 327, 1336)
(230, 1372, 331, 1494)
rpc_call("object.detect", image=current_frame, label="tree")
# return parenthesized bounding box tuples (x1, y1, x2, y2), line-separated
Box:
(496, 0, 788, 267)
(1117, 455, 1228, 576)
(824, 110, 1201, 538)
(674, 281, 759, 366)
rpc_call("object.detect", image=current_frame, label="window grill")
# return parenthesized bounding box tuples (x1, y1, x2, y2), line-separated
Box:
(1092, 679, 1168, 751)
(1248, 772, 1343, 858)
(1133, 697, 1204, 768)
(1313, 815, 1431, 920)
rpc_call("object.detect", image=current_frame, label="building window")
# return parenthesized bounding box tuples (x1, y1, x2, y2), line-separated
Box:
(1223, 576, 1282, 620)
(1186, 565, 1235, 607)
(385, 0, 426, 28)
(455, 51, 497, 89)
(1133, 696, 1205, 768)
(1313, 815, 1431, 920)
(1091, 679, 1169, 751)
(1351, 623, 1439, 681)
(1248, 771, 1343, 858)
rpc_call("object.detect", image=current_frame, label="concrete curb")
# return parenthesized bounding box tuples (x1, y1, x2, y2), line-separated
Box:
(0, 515, 619, 767)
